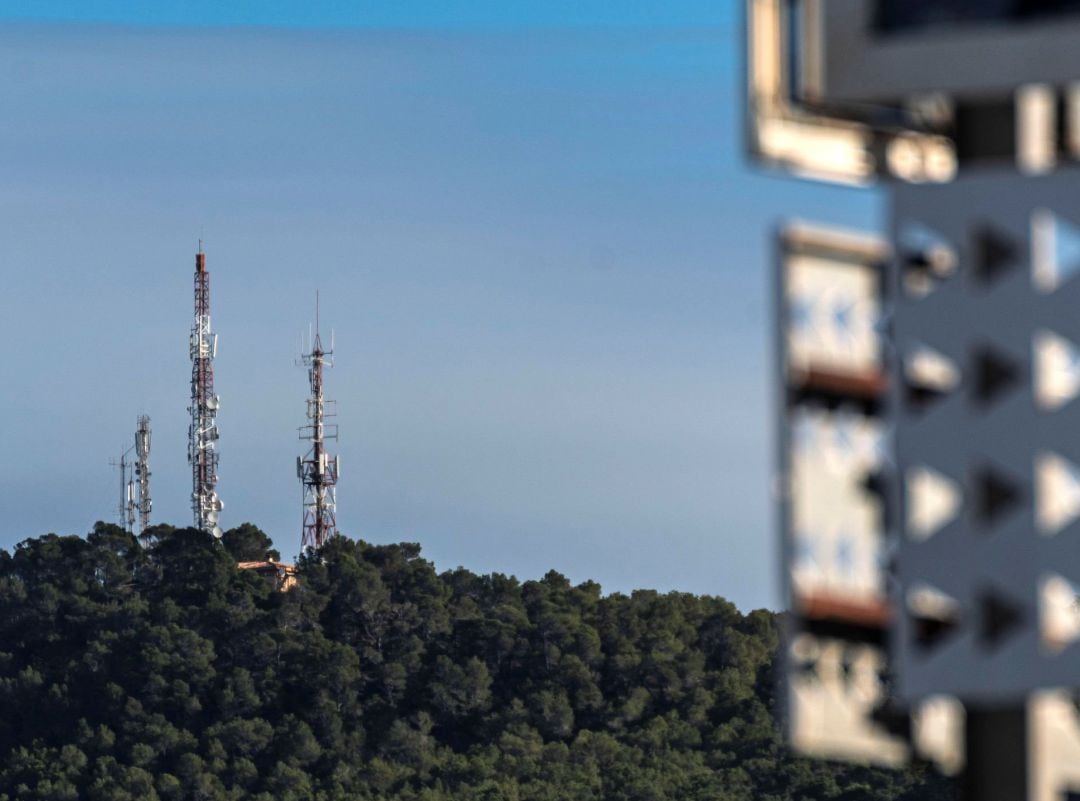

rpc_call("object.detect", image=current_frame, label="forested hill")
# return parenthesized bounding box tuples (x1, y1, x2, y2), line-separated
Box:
(0, 523, 949, 801)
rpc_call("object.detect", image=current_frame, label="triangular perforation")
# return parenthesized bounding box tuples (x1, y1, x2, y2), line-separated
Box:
(972, 464, 1024, 528)
(1040, 573, 1080, 653)
(978, 588, 1024, 649)
(972, 345, 1022, 407)
(1034, 329, 1080, 412)
(1033, 208, 1080, 293)
(1036, 452, 1080, 536)
(907, 584, 962, 652)
(907, 466, 962, 540)
(899, 222, 956, 298)
(904, 345, 960, 414)
(974, 223, 1019, 285)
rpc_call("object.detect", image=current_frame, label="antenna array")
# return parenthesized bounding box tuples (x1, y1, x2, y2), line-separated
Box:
(135, 414, 152, 540)
(110, 446, 136, 534)
(188, 247, 224, 537)
(297, 294, 339, 551)
(106, 248, 351, 555)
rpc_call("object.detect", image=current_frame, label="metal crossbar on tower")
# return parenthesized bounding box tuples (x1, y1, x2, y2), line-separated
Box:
(135, 414, 152, 539)
(297, 293, 339, 551)
(187, 244, 223, 538)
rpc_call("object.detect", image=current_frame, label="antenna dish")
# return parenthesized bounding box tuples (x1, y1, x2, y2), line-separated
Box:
(211, 526, 223, 539)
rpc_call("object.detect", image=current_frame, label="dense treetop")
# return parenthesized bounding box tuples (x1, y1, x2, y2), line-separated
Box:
(0, 523, 950, 800)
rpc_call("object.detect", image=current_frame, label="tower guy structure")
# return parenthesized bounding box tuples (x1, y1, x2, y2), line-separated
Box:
(188, 246, 223, 538)
(297, 296, 339, 551)
(135, 414, 152, 538)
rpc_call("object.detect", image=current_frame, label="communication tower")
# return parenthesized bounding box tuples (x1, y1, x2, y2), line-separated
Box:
(297, 294, 339, 551)
(188, 244, 223, 538)
(135, 414, 152, 540)
(110, 445, 136, 534)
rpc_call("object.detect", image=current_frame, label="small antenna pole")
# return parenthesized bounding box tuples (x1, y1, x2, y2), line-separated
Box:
(110, 444, 136, 534)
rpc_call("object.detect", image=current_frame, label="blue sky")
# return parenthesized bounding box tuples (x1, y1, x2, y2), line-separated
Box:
(0, 1, 730, 29)
(0, 1, 879, 610)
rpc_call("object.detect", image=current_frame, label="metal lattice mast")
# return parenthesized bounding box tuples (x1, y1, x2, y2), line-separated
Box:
(187, 245, 223, 538)
(297, 294, 338, 551)
(126, 460, 136, 534)
(111, 446, 136, 534)
(135, 414, 152, 538)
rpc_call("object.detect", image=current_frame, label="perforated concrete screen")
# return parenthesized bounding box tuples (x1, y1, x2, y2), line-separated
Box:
(891, 168, 1080, 703)
(776, 180, 1080, 801)
(757, 2, 1080, 795)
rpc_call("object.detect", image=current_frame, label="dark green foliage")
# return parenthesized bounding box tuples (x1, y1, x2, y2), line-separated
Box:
(0, 523, 952, 800)
(220, 525, 279, 564)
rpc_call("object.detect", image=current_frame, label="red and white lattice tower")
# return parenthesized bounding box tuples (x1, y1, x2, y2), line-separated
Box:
(297, 295, 338, 551)
(135, 414, 152, 539)
(188, 245, 223, 537)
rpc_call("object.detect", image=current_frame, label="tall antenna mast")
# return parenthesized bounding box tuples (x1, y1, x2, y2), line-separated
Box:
(135, 414, 152, 541)
(188, 244, 224, 538)
(110, 445, 136, 534)
(297, 292, 339, 551)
